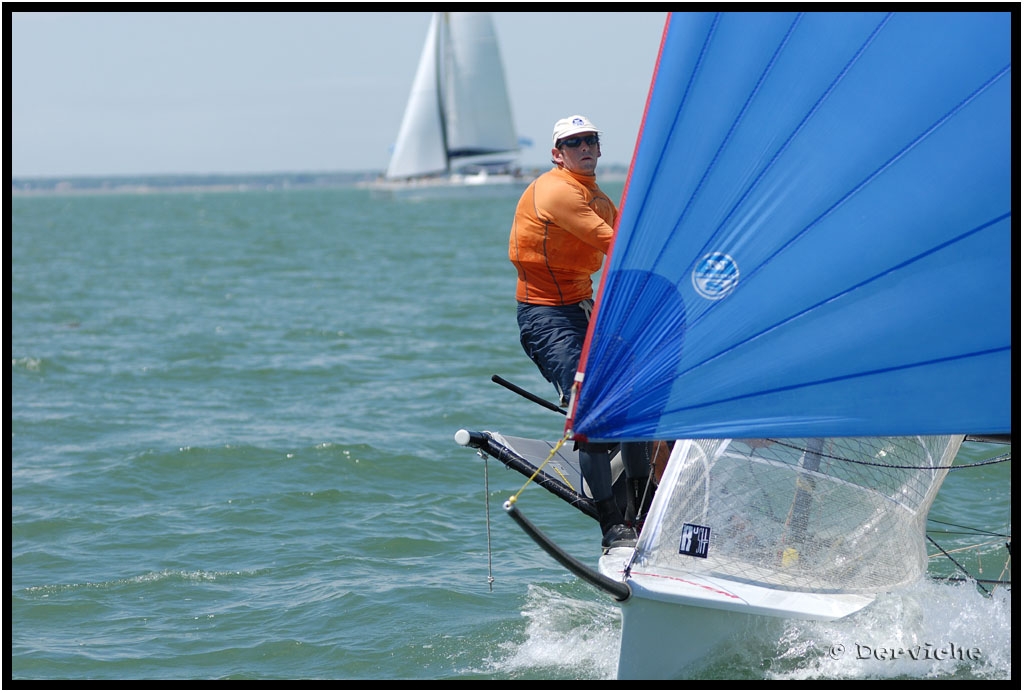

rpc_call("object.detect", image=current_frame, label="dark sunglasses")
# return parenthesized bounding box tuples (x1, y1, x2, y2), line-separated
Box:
(559, 135, 600, 148)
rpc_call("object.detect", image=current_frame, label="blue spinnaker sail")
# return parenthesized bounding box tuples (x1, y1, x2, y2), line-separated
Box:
(570, 11, 1012, 442)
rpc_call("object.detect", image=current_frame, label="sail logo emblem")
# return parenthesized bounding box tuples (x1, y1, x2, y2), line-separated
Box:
(692, 252, 739, 300)
(679, 523, 711, 558)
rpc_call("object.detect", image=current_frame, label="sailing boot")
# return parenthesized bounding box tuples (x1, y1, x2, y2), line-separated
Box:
(620, 442, 657, 532)
(624, 476, 654, 532)
(595, 497, 637, 549)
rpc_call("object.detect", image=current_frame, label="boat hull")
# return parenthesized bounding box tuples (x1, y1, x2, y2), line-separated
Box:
(616, 590, 767, 679)
(360, 173, 529, 200)
(601, 547, 875, 679)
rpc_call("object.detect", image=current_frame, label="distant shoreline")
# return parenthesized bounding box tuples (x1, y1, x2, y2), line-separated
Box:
(11, 164, 632, 197)
(10, 171, 380, 197)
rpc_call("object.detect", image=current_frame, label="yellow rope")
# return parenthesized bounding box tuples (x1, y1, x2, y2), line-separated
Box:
(508, 432, 572, 506)
(551, 465, 576, 493)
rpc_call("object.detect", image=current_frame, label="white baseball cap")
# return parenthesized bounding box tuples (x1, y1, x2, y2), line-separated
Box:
(552, 114, 600, 146)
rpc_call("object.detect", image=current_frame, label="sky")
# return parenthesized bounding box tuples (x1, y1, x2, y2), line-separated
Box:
(10, 11, 669, 178)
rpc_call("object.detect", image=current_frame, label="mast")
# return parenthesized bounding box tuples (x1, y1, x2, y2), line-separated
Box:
(436, 12, 451, 174)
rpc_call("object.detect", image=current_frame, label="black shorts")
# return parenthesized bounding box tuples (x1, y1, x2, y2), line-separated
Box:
(516, 300, 593, 406)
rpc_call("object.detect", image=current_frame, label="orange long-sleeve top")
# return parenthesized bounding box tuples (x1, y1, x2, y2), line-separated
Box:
(508, 167, 618, 306)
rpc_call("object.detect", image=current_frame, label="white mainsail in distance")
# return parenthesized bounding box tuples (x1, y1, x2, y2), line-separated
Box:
(385, 13, 521, 181)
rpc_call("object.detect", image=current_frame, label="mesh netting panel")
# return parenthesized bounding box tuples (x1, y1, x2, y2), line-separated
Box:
(638, 436, 960, 594)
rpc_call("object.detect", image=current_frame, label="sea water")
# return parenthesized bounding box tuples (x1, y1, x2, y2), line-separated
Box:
(10, 184, 1013, 681)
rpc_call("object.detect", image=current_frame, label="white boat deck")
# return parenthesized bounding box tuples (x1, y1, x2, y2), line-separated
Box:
(600, 546, 875, 621)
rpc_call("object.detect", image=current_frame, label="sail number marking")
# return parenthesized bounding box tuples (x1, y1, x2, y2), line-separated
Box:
(679, 523, 711, 558)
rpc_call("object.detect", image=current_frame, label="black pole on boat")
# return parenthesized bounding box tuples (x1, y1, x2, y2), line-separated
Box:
(455, 429, 599, 521)
(504, 499, 631, 602)
(491, 374, 567, 415)
(965, 434, 1012, 445)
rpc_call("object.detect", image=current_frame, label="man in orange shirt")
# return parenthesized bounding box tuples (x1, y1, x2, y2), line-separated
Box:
(509, 115, 650, 548)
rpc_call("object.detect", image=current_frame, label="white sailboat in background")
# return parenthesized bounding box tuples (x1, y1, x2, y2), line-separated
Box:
(368, 12, 528, 197)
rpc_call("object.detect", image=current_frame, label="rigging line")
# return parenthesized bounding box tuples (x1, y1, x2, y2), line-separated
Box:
(998, 551, 1012, 584)
(549, 465, 577, 493)
(928, 535, 991, 596)
(755, 439, 1011, 471)
(928, 518, 1011, 538)
(843, 453, 1011, 471)
(929, 538, 1009, 558)
(508, 432, 571, 505)
(928, 528, 1013, 540)
(935, 576, 1011, 586)
(483, 453, 494, 592)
